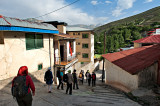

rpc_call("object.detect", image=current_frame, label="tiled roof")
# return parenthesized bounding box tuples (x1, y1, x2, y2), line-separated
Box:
(66, 26, 92, 32)
(102, 44, 160, 75)
(133, 35, 160, 43)
(0, 15, 58, 31)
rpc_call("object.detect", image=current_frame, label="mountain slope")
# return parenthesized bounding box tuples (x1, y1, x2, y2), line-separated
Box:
(94, 6, 160, 34)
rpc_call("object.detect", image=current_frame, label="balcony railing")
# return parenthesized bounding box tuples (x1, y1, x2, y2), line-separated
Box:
(55, 54, 77, 65)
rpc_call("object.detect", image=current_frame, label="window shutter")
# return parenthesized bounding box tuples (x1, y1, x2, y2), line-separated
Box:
(35, 34, 43, 48)
(26, 34, 35, 50)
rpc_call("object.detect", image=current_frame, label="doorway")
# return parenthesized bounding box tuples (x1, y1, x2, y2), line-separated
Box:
(60, 45, 64, 61)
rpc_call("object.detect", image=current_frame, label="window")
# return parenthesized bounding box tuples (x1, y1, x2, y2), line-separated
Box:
(82, 53, 88, 58)
(82, 33, 89, 38)
(73, 32, 80, 35)
(82, 44, 88, 48)
(38, 64, 43, 70)
(76, 52, 81, 55)
(76, 42, 80, 45)
(25, 33, 43, 50)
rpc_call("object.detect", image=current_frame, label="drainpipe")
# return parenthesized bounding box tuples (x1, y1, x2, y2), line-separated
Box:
(49, 35, 54, 82)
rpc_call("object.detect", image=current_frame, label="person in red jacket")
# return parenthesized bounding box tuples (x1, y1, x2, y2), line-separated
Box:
(12, 66, 35, 106)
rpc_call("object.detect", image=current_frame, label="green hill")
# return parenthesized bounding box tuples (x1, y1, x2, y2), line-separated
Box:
(94, 6, 160, 34)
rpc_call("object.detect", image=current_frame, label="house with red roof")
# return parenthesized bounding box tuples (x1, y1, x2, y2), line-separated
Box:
(134, 34, 160, 48)
(102, 35, 160, 92)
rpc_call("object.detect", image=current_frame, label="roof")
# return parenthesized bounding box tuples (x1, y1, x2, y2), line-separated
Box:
(102, 44, 160, 75)
(133, 35, 160, 44)
(0, 15, 58, 34)
(54, 33, 77, 39)
(66, 26, 92, 32)
(43, 21, 68, 27)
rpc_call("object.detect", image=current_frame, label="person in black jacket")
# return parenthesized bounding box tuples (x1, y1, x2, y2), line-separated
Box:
(44, 67, 53, 93)
(91, 72, 96, 87)
(72, 69, 79, 89)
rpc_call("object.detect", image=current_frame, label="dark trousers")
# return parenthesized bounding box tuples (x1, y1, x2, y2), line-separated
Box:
(80, 79, 83, 85)
(66, 83, 72, 94)
(73, 80, 79, 89)
(88, 79, 91, 86)
(57, 78, 63, 89)
(16, 92, 32, 106)
(92, 80, 96, 86)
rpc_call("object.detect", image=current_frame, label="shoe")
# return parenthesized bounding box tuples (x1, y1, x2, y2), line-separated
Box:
(48, 91, 51, 93)
(77, 88, 79, 89)
(69, 93, 72, 95)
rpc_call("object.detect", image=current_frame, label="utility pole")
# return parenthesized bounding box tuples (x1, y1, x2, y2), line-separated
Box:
(102, 32, 106, 82)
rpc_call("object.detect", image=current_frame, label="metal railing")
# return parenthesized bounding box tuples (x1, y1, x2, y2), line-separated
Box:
(55, 54, 77, 65)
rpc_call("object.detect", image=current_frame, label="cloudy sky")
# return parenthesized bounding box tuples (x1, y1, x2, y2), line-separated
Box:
(0, 0, 159, 25)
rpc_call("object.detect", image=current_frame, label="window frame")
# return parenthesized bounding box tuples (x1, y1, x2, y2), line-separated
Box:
(82, 43, 89, 48)
(25, 33, 43, 50)
(82, 53, 89, 58)
(82, 33, 89, 38)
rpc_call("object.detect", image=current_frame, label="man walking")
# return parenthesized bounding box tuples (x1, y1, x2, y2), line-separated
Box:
(57, 69, 64, 90)
(72, 69, 79, 89)
(44, 67, 53, 93)
(87, 71, 91, 86)
(91, 72, 96, 87)
(66, 70, 73, 95)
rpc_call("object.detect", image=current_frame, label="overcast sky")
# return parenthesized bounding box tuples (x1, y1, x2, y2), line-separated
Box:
(0, 0, 160, 25)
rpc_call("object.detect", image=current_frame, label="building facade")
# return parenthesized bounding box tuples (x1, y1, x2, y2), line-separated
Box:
(0, 15, 58, 80)
(66, 27, 94, 63)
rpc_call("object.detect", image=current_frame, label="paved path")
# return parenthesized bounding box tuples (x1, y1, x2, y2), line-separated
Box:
(0, 79, 140, 106)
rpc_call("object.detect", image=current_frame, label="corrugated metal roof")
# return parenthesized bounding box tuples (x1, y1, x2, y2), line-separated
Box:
(102, 44, 160, 75)
(66, 26, 92, 32)
(0, 15, 58, 31)
(133, 35, 160, 43)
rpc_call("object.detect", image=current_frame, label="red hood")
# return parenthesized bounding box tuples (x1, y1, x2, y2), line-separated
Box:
(17, 66, 28, 76)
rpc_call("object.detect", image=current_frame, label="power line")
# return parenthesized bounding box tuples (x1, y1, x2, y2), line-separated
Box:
(34, 0, 80, 19)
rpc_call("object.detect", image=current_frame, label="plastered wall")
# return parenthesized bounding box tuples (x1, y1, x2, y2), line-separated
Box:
(105, 59, 138, 90)
(0, 31, 54, 80)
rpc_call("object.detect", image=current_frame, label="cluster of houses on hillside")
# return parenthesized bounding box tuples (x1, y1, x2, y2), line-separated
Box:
(102, 32, 160, 92)
(0, 15, 94, 81)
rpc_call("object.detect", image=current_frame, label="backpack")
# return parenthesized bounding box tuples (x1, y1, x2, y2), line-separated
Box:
(56, 70, 61, 78)
(92, 74, 96, 80)
(45, 71, 52, 81)
(11, 76, 29, 98)
(79, 73, 82, 78)
(63, 74, 68, 82)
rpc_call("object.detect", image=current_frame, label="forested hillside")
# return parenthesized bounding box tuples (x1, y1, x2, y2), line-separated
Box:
(94, 6, 160, 54)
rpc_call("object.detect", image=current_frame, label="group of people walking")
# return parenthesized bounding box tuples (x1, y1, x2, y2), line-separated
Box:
(55, 68, 96, 95)
(11, 66, 96, 106)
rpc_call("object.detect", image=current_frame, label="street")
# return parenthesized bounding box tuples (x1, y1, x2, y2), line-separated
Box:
(0, 76, 140, 106)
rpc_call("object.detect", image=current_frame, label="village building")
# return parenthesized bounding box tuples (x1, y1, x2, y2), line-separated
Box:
(44, 21, 95, 73)
(66, 27, 95, 72)
(102, 35, 160, 92)
(0, 15, 59, 80)
(43, 21, 80, 74)
(133, 34, 160, 48)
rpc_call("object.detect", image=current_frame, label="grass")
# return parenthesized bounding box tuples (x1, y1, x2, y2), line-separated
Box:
(94, 54, 102, 59)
